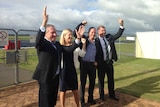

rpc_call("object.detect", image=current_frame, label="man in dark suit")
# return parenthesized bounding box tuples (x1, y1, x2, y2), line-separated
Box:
(73, 20, 87, 38)
(32, 6, 61, 107)
(95, 18, 124, 101)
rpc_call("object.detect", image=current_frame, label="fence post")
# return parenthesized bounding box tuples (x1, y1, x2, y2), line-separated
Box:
(15, 31, 19, 84)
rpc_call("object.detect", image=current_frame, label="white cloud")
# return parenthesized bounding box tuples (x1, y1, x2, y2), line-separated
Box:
(0, 0, 160, 34)
(143, 0, 160, 16)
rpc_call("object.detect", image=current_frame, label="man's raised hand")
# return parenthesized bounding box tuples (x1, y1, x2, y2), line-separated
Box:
(42, 6, 48, 27)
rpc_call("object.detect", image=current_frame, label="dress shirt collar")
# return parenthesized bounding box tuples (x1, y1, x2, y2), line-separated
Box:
(99, 36, 107, 41)
(44, 37, 56, 44)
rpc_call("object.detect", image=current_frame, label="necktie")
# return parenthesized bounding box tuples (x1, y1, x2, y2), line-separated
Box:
(103, 38, 109, 63)
(51, 42, 57, 49)
(52, 65, 60, 79)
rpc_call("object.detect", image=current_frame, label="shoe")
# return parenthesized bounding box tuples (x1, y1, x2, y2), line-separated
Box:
(81, 102, 86, 107)
(100, 96, 105, 101)
(110, 96, 119, 101)
(87, 99, 96, 104)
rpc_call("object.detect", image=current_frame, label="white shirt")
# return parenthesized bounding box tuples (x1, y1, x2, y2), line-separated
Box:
(74, 47, 86, 69)
(99, 36, 111, 61)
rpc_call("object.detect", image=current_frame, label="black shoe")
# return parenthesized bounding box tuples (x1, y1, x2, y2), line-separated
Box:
(110, 96, 119, 101)
(81, 102, 86, 107)
(100, 97, 105, 101)
(87, 99, 96, 104)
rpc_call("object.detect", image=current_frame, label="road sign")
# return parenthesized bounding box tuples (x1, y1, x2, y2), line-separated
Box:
(30, 35, 36, 43)
(0, 31, 8, 46)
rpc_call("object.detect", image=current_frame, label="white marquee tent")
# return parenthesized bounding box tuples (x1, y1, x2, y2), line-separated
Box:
(136, 31, 160, 59)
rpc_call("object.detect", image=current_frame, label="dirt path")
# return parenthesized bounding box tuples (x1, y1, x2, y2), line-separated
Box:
(0, 81, 160, 107)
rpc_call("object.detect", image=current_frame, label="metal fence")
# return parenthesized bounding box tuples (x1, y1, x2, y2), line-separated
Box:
(0, 28, 135, 88)
(0, 28, 37, 87)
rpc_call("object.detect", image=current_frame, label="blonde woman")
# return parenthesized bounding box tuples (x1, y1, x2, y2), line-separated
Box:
(59, 28, 86, 107)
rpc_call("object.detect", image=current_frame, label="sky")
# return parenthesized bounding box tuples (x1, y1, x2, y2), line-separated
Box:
(0, 0, 160, 34)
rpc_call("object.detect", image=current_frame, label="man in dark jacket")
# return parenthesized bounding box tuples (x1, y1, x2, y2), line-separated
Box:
(80, 27, 97, 106)
(33, 6, 61, 107)
(74, 21, 97, 106)
(95, 18, 124, 101)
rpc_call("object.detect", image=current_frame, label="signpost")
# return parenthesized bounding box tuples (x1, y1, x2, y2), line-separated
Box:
(0, 31, 8, 46)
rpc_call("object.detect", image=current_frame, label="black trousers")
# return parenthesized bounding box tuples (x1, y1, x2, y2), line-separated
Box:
(80, 61, 96, 102)
(38, 76, 59, 107)
(97, 60, 115, 98)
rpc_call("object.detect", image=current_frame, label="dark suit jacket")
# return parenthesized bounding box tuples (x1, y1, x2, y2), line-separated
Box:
(73, 22, 86, 38)
(33, 30, 61, 83)
(95, 28, 124, 63)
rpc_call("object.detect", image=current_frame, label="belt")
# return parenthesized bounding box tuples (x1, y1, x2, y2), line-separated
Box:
(82, 61, 94, 64)
(103, 60, 112, 64)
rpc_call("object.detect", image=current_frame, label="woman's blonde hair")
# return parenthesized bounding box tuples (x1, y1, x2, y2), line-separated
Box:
(59, 29, 73, 45)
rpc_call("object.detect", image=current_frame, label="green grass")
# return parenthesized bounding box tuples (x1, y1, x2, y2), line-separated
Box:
(114, 56, 160, 102)
(0, 48, 37, 71)
(116, 42, 135, 54)
(18, 48, 38, 71)
(9, 36, 30, 40)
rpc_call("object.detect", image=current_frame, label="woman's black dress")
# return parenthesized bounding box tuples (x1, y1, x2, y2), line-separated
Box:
(59, 43, 79, 91)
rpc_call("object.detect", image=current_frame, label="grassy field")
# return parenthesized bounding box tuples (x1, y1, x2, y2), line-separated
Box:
(114, 55, 160, 102)
(0, 40, 160, 103)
